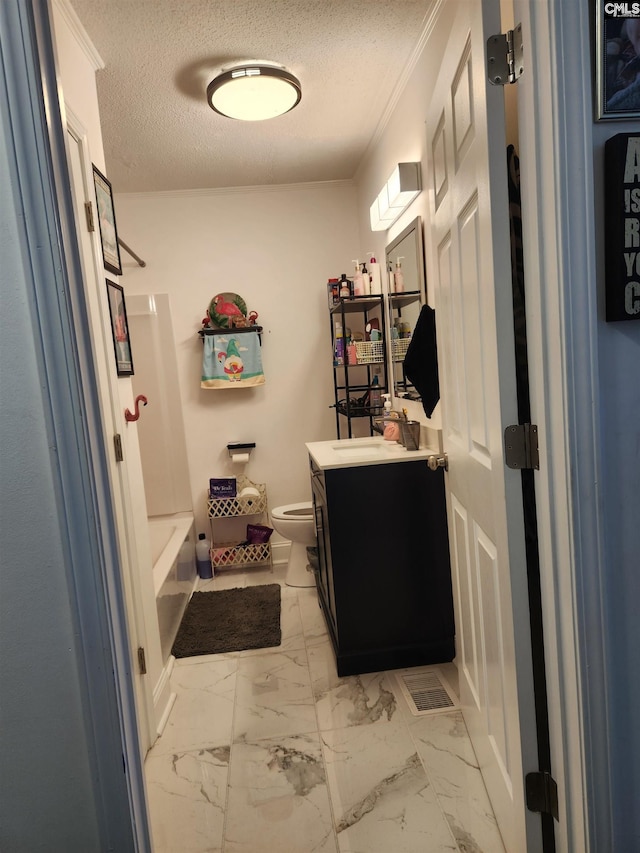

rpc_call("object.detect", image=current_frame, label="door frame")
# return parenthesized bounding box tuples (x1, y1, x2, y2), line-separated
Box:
(514, 1, 606, 850)
(22, 0, 606, 849)
(27, 0, 152, 846)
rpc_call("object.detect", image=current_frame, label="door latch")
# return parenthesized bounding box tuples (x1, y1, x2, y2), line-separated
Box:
(427, 453, 448, 472)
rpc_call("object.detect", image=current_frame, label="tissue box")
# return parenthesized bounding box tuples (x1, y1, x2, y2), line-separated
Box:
(209, 477, 237, 499)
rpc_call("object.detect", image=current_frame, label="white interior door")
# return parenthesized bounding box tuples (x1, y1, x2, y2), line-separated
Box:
(425, 2, 541, 851)
(65, 121, 155, 756)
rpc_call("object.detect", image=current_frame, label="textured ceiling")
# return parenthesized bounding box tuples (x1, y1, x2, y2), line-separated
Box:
(70, 0, 434, 193)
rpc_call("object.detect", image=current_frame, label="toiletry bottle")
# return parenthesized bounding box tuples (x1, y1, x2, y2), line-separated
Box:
(177, 538, 196, 581)
(327, 278, 339, 309)
(351, 260, 365, 296)
(388, 261, 396, 293)
(370, 374, 382, 412)
(367, 253, 382, 294)
(196, 533, 213, 579)
(381, 392, 399, 441)
(360, 261, 371, 295)
(394, 257, 405, 293)
(334, 321, 344, 365)
(339, 273, 351, 299)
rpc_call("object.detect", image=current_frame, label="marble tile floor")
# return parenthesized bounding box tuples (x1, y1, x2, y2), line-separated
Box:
(144, 563, 507, 853)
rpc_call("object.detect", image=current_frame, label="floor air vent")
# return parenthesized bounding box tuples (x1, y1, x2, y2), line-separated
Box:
(395, 667, 460, 716)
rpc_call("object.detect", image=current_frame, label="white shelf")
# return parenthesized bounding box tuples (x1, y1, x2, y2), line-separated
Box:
(207, 477, 272, 571)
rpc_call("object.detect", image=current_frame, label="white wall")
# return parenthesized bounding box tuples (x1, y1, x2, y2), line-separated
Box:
(353, 1, 458, 431)
(116, 183, 360, 540)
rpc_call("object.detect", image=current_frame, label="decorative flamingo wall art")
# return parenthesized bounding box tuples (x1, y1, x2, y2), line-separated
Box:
(208, 292, 248, 328)
(124, 394, 148, 422)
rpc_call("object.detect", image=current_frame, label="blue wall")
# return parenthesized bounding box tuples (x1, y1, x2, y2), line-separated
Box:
(0, 3, 140, 849)
(0, 95, 104, 853)
(594, 125, 640, 852)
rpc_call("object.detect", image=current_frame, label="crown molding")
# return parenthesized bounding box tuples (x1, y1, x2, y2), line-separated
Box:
(52, 0, 104, 71)
(115, 178, 355, 200)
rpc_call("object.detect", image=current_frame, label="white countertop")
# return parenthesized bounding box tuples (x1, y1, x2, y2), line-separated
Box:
(306, 436, 437, 470)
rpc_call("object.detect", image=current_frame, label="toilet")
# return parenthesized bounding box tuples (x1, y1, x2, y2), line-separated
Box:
(270, 502, 316, 587)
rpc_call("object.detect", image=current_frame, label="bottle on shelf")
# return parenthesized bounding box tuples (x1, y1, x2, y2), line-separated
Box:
(327, 277, 340, 309)
(361, 261, 371, 295)
(394, 256, 405, 293)
(351, 260, 365, 296)
(370, 374, 382, 413)
(333, 321, 345, 365)
(367, 252, 382, 294)
(196, 532, 213, 579)
(339, 273, 351, 298)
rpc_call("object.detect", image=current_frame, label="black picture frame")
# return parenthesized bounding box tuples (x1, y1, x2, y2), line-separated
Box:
(596, 3, 640, 120)
(92, 164, 122, 275)
(106, 279, 134, 376)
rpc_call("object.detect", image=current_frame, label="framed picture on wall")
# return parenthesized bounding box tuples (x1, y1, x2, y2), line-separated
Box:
(92, 164, 123, 275)
(596, 2, 640, 120)
(106, 279, 134, 376)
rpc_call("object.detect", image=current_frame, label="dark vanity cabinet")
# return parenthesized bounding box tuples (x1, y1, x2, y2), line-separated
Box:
(309, 456, 455, 676)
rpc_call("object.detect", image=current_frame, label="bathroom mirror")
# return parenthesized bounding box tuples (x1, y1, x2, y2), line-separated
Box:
(385, 216, 426, 401)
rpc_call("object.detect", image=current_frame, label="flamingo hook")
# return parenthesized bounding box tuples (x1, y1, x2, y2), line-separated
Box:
(125, 395, 148, 422)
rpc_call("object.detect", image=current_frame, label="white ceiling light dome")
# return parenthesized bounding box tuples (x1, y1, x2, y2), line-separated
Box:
(207, 62, 302, 121)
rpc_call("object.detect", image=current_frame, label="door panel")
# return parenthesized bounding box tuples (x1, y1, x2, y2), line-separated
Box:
(426, 2, 540, 850)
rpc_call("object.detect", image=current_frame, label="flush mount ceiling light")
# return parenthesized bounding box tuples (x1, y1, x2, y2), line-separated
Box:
(370, 163, 422, 231)
(207, 63, 301, 121)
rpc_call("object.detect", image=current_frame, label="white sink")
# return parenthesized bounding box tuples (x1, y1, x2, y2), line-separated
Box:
(330, 442, 390, 457)
(307, 436, 433, 470)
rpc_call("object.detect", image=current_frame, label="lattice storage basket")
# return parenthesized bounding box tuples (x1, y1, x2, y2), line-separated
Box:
(210, 541, 271, 568)
(207, 476, 267, 518)
(355, 340, 384, 364)
(392, 338, 411, 362)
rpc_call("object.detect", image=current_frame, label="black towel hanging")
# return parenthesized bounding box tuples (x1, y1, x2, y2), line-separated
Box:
(402, 304, 440, 418)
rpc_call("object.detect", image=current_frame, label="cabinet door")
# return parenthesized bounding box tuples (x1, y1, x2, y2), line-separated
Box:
(311, 474, 338, 639)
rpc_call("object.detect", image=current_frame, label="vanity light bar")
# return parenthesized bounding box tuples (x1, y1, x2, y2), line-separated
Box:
(370, 163, 422, 231)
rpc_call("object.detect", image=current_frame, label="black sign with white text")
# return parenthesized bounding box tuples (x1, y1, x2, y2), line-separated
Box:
(605, 133, 640, 321)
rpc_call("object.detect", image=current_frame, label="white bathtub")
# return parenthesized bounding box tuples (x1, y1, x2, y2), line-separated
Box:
(148, 513, 196, 662)
(149, 514, 195, 596)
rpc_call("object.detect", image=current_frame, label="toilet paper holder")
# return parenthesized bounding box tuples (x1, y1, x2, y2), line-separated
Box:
(227, 442, 255, 463)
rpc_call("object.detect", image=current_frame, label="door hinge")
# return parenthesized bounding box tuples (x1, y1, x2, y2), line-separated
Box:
(137, 646, 147, 675)
(525, 771, 559, 820)
(84, 201, 95, 232)
(113, 433, 124, 462)
(504, 423, 539, 470)
(487, 23, 523, 85)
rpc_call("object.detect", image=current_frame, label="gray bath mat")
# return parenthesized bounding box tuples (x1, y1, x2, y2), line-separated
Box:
(171, 584, 281, 658)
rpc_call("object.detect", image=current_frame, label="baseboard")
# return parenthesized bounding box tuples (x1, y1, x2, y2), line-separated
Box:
(153, 655, 175, 738)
